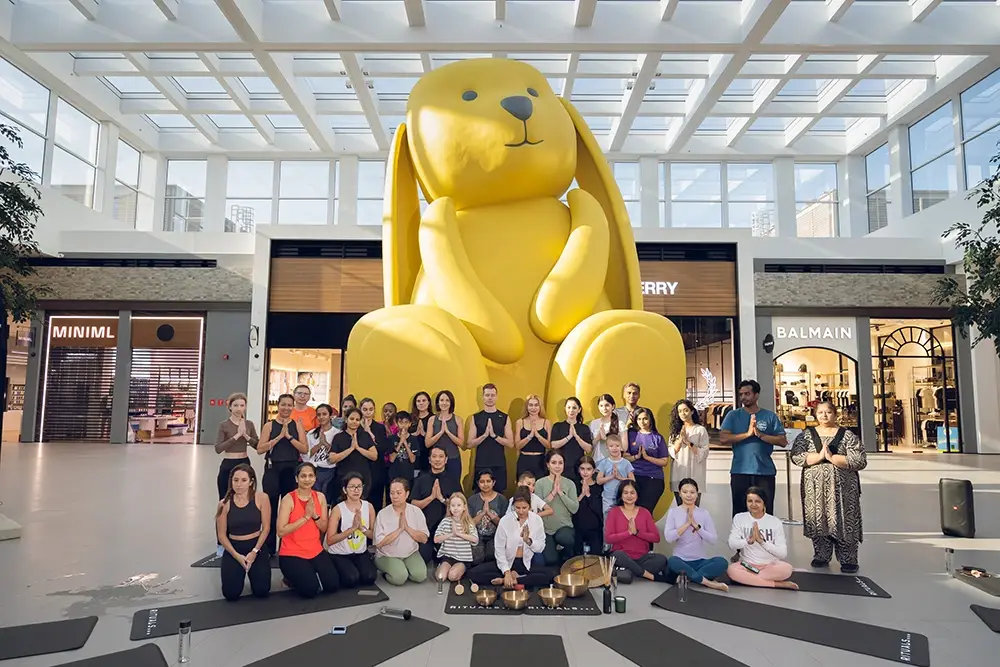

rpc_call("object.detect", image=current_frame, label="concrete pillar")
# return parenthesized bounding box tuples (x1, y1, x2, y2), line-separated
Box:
(886, 124, 913, 225)
(203, 155, 228, 233)
(855, 317, 877, 453)
(840, 155, 869, 238)
(337, 155, 359, 226)
(110, 310, 132, 444)
(639, 157, 659, 230)
(774, 158, 796, 238)
(19, 310, 45, 442)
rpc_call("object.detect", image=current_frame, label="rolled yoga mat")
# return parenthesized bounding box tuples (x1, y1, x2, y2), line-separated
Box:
(722, 571, 891, 598)
(971, 604, 1000, 633)
(590, 619, 749, 667)
(471, 634, 570, 667)
(50, 644, 168, 667)
(651, 588, 929, 667)
(130, 585, 388, 640)
(0, 616, 98, 661)
(244, 613, 448, 667)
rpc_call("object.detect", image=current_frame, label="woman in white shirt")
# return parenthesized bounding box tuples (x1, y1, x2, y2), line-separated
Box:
(589, 394, 621, 464)
(726, 487, 798, 589)
(373, 478, 430, 586)
(325, 471, 377, 588)
(468, 487, 551, 589)
(667, 400, 710, 506)
(305, 404, 340, 501)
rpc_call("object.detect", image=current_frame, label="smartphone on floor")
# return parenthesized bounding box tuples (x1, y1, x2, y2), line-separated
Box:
(330, 626, 347, 635)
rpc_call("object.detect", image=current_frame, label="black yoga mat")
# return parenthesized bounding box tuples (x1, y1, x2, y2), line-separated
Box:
(445, 584, 521, 616)
(971, 604, 1000, 633)
(724, 571, 890, 598)
(956, 570, 1000, 597)
(0, 615, 98, 661)
(245, 613, 448, 667)
(525, 589, 602, 616)
(590, 619, 749, 667)
(190, 552, 279, 568)
(130, 585, 388, 639)
(652, 588, 929, 667)
(52, 644, 168, 667)
(471, 634, 569, 667)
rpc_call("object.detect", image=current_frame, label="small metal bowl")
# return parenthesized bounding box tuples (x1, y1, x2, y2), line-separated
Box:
(501, 589, 530, 610)
(554, 573, 588, 598)
(475, 589, 497, 607)
(538, 587, 566, 608)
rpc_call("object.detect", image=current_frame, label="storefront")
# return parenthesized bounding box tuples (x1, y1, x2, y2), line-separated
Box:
(34, 313, 206, 443)
(3, 319, 31, 443)
(263, 240, 741, 425)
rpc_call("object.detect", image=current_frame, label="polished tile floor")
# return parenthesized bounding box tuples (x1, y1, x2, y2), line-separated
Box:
(1, 443, 998, 666)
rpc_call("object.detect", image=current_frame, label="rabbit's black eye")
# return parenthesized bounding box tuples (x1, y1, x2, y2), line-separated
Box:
(527, 88, 539, 97)
(462, 90, 478, 101)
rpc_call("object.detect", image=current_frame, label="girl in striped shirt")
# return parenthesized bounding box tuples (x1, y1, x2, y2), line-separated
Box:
(434, 493, 479, 583)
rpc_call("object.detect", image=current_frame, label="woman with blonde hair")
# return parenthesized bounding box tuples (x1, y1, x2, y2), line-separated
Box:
(515, 394, 551, 480)
(433, 492, 479, 583)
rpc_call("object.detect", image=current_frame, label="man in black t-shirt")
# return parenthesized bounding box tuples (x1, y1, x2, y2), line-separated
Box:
(467, 383, 514, 495)
(412, 447, 461, 561)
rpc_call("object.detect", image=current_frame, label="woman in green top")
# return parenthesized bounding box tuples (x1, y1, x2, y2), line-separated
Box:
(534, 450, 579, 565)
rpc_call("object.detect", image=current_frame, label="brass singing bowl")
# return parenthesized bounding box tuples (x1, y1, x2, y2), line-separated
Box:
(554, 573, 589, 598)
(538, 587, 567, 608)
(475, 589, 497, 607)
(501, 589, 530, 610)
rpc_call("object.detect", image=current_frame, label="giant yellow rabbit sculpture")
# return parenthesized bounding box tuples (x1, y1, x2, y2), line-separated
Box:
(346, 59, 685, 515)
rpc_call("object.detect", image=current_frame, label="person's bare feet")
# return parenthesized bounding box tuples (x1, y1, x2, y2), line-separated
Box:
(774, 580, 799, 590)
(491, 578, 504, 586)
(701, 579, 729, 592)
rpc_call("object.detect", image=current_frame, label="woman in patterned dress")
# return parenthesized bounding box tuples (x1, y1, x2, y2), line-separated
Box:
(790, 401, 867, 573)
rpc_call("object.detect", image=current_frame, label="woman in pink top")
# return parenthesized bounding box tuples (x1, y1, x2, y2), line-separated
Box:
(604, 480, 667, 581)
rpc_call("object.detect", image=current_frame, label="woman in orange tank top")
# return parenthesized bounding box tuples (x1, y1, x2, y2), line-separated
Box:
(276, 462, 340, 598)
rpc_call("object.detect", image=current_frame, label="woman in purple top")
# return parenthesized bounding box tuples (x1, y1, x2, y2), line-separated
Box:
(625, 408, 670, 513)
(664, 478, 729, 591)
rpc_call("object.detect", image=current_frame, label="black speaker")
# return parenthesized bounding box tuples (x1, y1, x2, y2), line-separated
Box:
(939, 478, 976, 538)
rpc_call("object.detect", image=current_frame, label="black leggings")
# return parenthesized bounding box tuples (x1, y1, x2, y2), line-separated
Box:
(468, 553, 554, 588)
(328, 552, 378, 588)
(730, 474, 776, 517)
(279, 553, 340, 599)
(516, 454, 546, 481)
(634, 475, 665, 514)
(221, 539, 271, 601)
(263, 462, 299, 553)
(574, 527, 603, 557)
(217, 458, 250, 500)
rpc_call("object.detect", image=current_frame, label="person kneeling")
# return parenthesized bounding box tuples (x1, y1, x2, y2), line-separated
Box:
(726, 487, 798, 590)
(468, 487, 551, 589)
(664, 478, 728, 591)
(434, 493, 479, 584)
(217, 463, 272, 601)
(277, 463, 340, 598)
(374, 478, 430, 586)
(325, 472, 378, 588)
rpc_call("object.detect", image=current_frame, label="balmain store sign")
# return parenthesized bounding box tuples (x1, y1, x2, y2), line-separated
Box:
(770, 316, 859, 359)
(49, 317, 120, 348)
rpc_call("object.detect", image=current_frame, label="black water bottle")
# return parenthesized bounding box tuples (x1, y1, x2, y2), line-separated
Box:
(602, 585, 612, 613)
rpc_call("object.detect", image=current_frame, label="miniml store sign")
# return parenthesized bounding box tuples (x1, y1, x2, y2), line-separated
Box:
(52, 325, 116, 340)
(49, 318, 119, 348)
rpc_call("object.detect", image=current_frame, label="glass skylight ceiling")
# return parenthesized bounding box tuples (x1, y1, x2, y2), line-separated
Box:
(18, 0, 991, 155)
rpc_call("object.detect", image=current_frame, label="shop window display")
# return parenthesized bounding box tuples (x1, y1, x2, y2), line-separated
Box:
(773, 349, 860, 435)
(871, 319, 960, 453)
(667, 316, 736, 442)
(267, 348, 344, 421)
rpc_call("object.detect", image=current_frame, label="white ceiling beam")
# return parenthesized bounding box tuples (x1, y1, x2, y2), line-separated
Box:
(660, 0, 679, 21)
(785, 54, 882, 145)
(562, 54, 580, 98)
(125, 53, 218, 143)
(403, 0, 426, 27)
(574, 0, 597, 27)
(323, 0, 342, 21)
(343, 54, 390, 151)
(609, 53, 661, 152)
(153, 0, 180, 21)
(495, 0, 506, 21)
(199, 54, 275, 145)
(68, 0, 99, 21)
(910, 0, 942, 23)
(420, 54, 433, 73)
(826, 0, 853, 23)
(727, 54, 805, 146)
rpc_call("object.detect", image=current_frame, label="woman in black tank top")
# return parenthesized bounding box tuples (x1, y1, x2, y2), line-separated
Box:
(216, 463, 271, 601)
(259, 394, 307, 553)
(550, 397, 593, 485)
(515, 394, 551, 480)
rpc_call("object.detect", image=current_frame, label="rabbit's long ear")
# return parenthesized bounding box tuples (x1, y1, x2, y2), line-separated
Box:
(383, 122, 422, 306)
(559, 98, 643, 311)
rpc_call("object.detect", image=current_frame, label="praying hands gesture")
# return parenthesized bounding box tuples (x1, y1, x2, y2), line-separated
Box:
(612, 463, 625, 481)
(486, 419, 496, 438)
(749, 521, 764, 545)
(304, 496, 318, 521)
(627, 516, 638, 536)
(520, 522, 532, 546)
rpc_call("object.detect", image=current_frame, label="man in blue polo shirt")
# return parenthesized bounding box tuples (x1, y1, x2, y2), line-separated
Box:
(721, 379, 787, 520)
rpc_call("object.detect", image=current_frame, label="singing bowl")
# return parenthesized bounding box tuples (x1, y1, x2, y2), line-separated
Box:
(501, 589, 530, 610)
(475, 589, 497, 607)
(538, 587, 567, 608)
(561, 555, 612, 589)
(554, 573, 589, 598)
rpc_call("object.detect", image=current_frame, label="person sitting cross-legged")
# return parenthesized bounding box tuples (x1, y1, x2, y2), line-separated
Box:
(664, 478, 729, 591)
(468, 486, 553, 589)
(373, 478, 430, 586)
(605, 480, 666, 581)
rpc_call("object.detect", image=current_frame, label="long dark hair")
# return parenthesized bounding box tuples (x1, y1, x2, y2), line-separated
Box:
(217, 463, 257, 517)
(411, 391, 432, 418)
(634, 407, 658, 434)
(435, 389, 456, 414)
(615, 479, 639, 507)
(311, 403, 334, 438)
(598, 393, 620, 435)
(564, 396, 583, 424)
(669, 399, 700, 441)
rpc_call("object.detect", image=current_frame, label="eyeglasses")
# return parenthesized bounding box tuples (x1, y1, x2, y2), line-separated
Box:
(346, 485, 364, 491)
